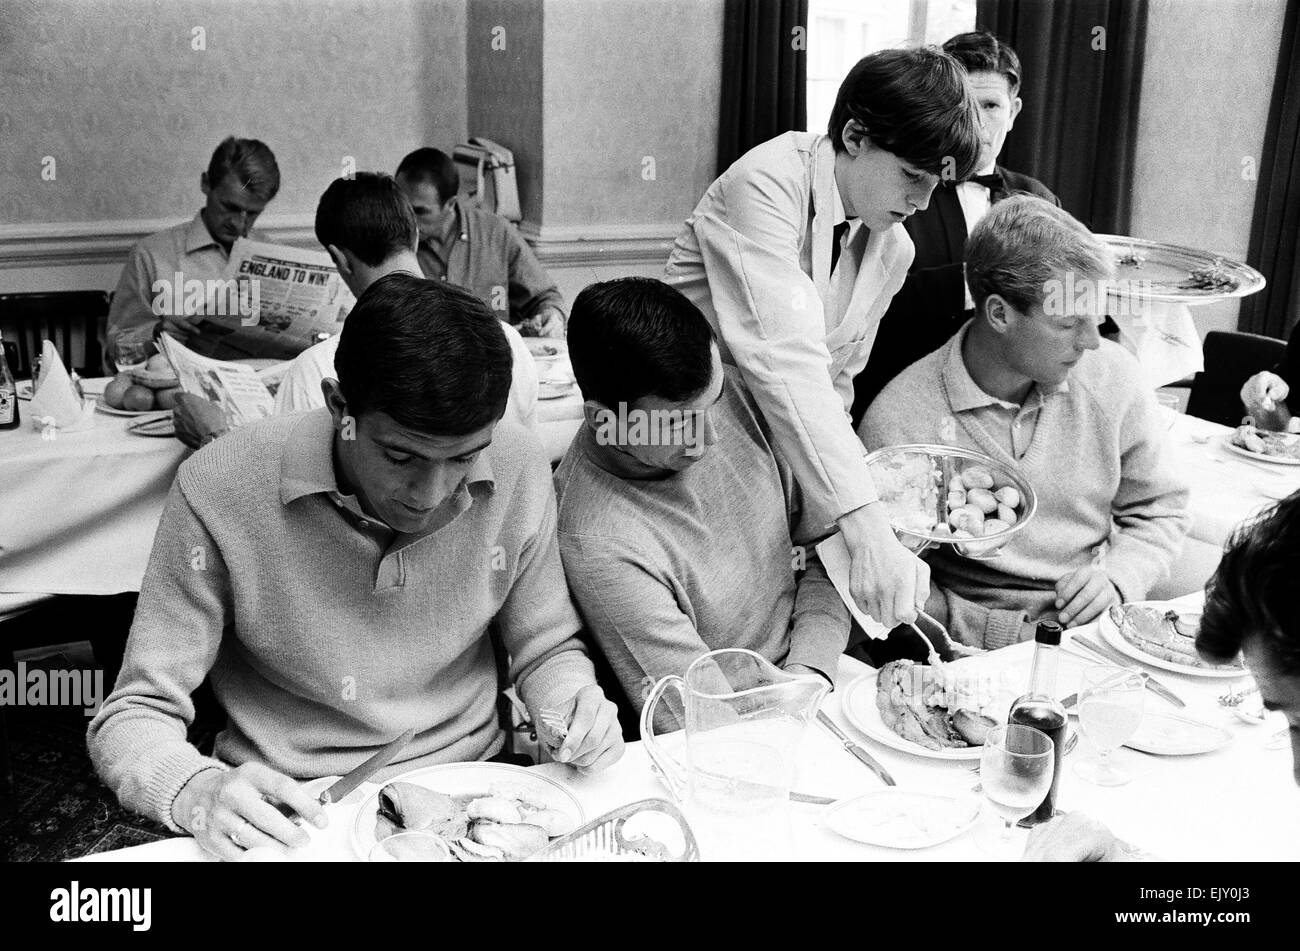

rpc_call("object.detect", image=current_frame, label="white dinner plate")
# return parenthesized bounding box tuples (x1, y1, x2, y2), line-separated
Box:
(94, 396, 173, 418)
(821, 789, 982, 849)
(841, 671, 985, 761)
(350, 762, 585, 860)
(1123, 711, 1234, 756)
(1098, 607, 1248, 680)
(1222, 434, 1300, 466)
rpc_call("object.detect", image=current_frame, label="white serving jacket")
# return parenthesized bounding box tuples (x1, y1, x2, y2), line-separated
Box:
(665, 132, 914, 528)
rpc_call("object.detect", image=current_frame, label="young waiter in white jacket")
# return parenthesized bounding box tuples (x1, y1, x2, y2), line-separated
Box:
(665, 47, 983, 628)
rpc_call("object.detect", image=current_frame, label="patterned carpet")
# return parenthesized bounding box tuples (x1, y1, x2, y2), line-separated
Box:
(1, 705, 176, 862)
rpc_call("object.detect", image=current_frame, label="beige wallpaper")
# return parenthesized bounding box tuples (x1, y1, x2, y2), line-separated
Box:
(541, 0, 724, 232)
(1128, 0, 1286, 333)
(0, 0, 468, 225)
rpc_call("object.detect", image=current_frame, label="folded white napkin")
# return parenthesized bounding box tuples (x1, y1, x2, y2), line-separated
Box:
(29, 341, 95, 433)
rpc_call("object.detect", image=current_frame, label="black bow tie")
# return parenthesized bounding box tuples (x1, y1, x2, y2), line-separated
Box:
(969, 172, 1006, 194)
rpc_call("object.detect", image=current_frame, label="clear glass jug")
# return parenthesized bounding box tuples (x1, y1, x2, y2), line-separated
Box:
(639, 649, 829, 861)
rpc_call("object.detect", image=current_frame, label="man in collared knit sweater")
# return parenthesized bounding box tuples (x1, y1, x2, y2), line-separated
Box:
(88, 274, 623, 859)
(860, 196, 1190, 650)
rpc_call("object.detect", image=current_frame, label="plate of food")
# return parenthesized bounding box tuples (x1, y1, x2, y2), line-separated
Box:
(841, 660, 1009, 761)
(1100, 603, 1248, 679)
(865, 444, 1036, 559)
(1123, 711, 1234, 756)
(821, 789, 982, 850)
(1225, 424, 1300, 466)
(351, 762, 585, 862)
(94, 396, 175, 418)
(1096, 235, 1266, 303)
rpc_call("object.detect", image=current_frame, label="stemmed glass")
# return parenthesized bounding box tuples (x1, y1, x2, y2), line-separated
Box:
(1075, 665, 1146, 786)
(976, 724, 1055, 858)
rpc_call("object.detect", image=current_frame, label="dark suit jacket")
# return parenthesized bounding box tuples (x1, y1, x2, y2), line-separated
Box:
(851, 167, 1059, 425)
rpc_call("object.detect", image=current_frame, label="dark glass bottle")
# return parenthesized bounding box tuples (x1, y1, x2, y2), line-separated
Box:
(0, 330, 19, 430)
(1007, 620, 1067, 825)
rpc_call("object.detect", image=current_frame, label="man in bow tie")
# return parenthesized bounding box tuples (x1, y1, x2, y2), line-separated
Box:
(852, 30, 1059, 422)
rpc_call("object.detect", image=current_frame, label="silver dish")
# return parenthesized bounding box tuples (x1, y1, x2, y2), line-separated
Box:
(1096, 234, 1266, 304)
(864, 444, 1038, 560)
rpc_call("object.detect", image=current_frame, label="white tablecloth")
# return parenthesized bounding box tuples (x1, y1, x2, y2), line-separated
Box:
(1162, 408, 1300, 548)
(77, 606, 1297, 863)
(0, 396, 186, 597)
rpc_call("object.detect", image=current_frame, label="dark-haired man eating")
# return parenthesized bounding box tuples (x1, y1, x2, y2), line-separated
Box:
(396, 148, 565, 337)
(89, 275, 623, 860)
(554, 278, 849, 729)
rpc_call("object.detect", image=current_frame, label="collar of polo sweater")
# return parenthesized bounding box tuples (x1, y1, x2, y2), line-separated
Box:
(277, 409, 496, 540)
(943, 322, 1070, 413)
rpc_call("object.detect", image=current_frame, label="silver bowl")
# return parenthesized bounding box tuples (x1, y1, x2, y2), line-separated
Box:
(864, 444, 1038, 560)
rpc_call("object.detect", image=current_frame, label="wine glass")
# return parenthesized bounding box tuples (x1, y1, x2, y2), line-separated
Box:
(1075, 665, 1146, 786)
(976, 724, 1055, 858)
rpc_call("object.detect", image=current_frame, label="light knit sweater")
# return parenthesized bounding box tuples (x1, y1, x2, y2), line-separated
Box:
(87, 409, 594, 830)
(861, 329, 1190, 649)
(553, 369, 849, 727)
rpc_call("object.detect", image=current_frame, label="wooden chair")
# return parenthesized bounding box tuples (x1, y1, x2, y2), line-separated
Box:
(1186, 330, 1288, 427)
(0, 291, 110, 379)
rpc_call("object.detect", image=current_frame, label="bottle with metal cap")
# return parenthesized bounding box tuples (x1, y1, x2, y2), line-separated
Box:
(1007, 620, 1068, 825)
(0, 329, 20, 430)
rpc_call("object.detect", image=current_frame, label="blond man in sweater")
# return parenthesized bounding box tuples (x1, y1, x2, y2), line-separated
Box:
(860, 196, 1189, 649)
(89, 275, 622, 859)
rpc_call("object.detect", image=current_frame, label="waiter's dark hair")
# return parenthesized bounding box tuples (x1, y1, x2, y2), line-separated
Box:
(567, 278, 716, 410)
(944, 29, 1022, 96)
(1198, 489, 1300, 674)
(315, 173, 418, 267)
(206, 136, 280, 202)
(334, 274, 512, 435)
(395, 147, 460, 205)
(828, 46, 982, 181)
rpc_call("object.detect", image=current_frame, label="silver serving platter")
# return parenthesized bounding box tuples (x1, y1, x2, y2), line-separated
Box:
(864, 444, 1038, 560)
(1096, 234, 1266, 304)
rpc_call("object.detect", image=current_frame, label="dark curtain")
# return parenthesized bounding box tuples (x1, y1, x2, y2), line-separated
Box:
(977, 0, 1147, 234)
(717, 0, 808, 175)
(1239, 0, 1300, 339)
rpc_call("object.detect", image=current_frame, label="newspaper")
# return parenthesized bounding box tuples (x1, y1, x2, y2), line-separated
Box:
(157, 333, 278, 428)
(190, 238, 354, 361)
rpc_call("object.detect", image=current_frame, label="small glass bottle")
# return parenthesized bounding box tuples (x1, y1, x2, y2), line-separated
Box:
(1007, 620, 1067, 825)
(0, 329, 20, 430)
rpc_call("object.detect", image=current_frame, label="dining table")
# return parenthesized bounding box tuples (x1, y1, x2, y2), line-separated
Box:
(76, 593, 1297, 863)
(0, 382, 187, 601)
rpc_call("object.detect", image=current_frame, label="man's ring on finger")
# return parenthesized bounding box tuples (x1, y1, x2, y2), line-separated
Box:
(229, 819, 252, 849)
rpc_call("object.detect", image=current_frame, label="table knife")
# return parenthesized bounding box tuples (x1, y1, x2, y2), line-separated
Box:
(1070, 635, 1186, 708)
(274, 727, 415, 819)
(816, 711, 896, 786)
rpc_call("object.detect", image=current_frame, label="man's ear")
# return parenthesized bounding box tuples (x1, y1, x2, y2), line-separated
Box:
(582, 398, 611, 433)
(200, 171, 211, 197)
(840, 119, 869, 157)
(984, 294, 1015, 335)
(322, 378, 349, 426)
(1008, 96, 1023, 131)
(326, 244, 352, 276)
